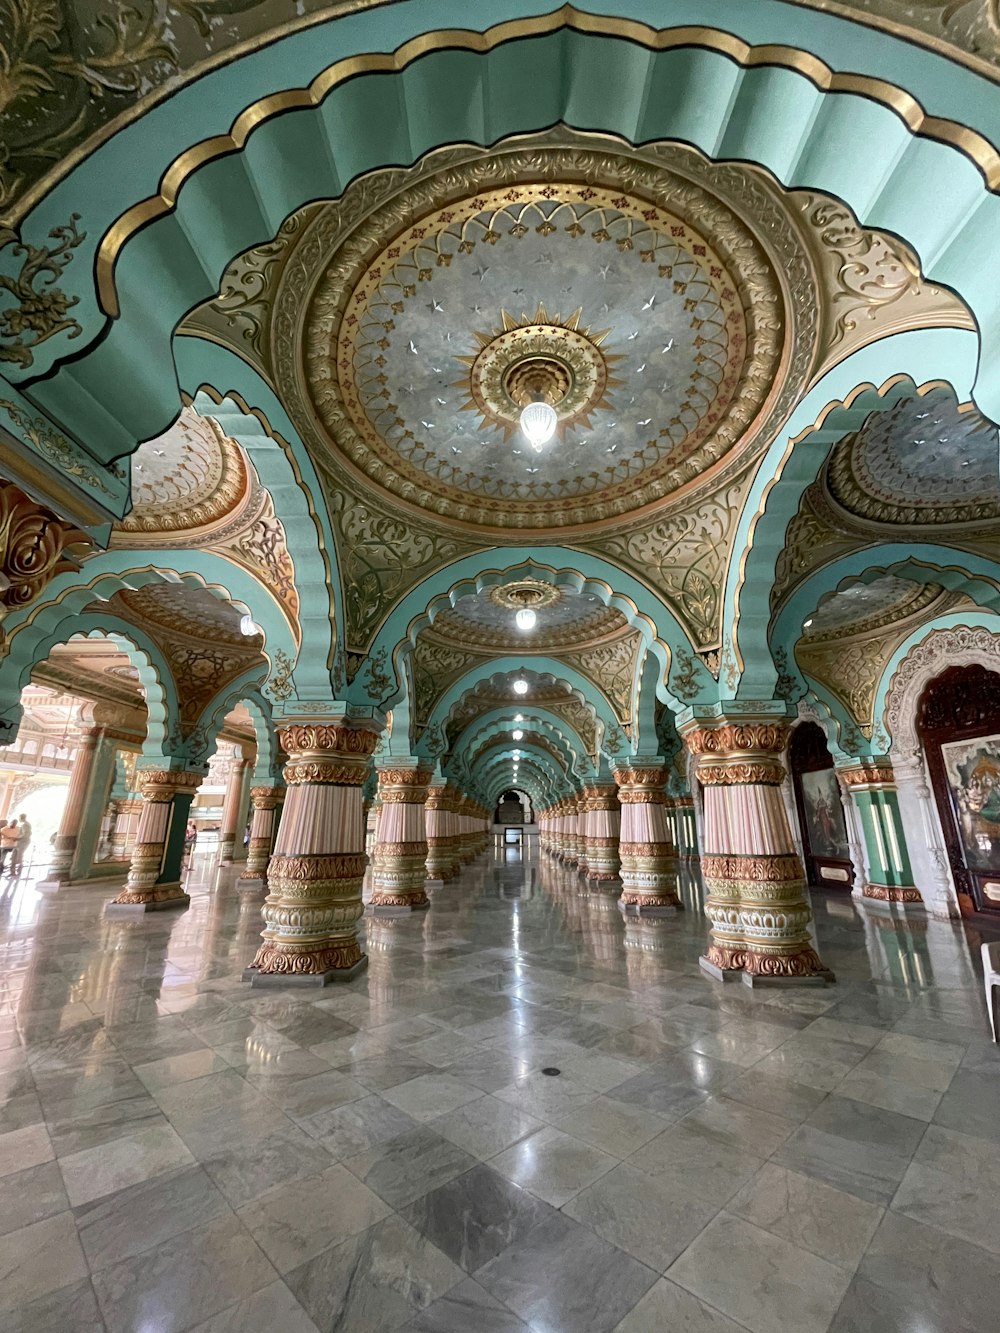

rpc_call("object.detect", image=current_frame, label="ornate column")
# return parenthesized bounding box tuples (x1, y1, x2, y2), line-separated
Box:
(585, 784, 620, 882)
(614, 765, 680, 914)
(425, 784, 451, 884)
(108, 769, 203, 911)
(445, 785, 463, 878)
(218, 755, 251, 863)
(371, 764, 433, 912)
(47, 728, 101, 882)
(246, 719, 377, 985)
(683, 715, 833, 984)
(840, 760, 923, 908)
(238, 784, 284, 887)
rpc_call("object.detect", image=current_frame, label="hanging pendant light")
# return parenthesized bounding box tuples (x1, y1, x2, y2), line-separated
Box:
(515, 607, 537, 631)
(519, 397, 557, 451)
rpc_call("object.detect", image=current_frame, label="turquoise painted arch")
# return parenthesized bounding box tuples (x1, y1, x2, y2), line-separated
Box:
(0, 552, 298, 709)
(478, 749, 569, 803)
(17, 3, 1000, 455)
(186, 344, 343, 686)
(460, 726, 577, 787)
(190, 672, 280, 780)
(4, 617, 180, 760)
(449, 707, 596, 778)
(422, 660, 619, 759)
(365, 551, 711, 713)
(724, 329, 980, 698)
(872, 611, 1000, 753)
(771, 546, 1000, 667)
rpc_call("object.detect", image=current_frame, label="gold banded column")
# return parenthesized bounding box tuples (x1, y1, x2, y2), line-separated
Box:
(218, 755, 251, 863)
(683, 717, 834, 985)
(108, 769, 203, 911)
(238, 784, 284, 888)
(425, 784, 452, 884)
(371, 765, 433, 913)
(585, 784, 621, 882)
(246, 720, 377, 986)
(614, 766, 681, 914)
(48, 727, 101, 883)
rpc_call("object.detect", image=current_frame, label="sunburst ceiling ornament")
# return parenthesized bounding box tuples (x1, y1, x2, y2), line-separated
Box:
(455, 305, 623, 443)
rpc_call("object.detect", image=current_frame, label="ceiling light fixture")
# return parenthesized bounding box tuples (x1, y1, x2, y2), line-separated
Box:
(514, 714, 523, 722)
(515, 607, 537, 631)
(803, 618, 814, 628)
(512, 729, 524, 741)
(239, 613, 259, 637)
(519, 397, 558, 452)
(513, 679, 529, 696)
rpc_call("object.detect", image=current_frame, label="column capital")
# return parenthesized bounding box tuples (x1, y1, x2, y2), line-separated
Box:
(838, 759, 895, 790)
(376, 766, 434, 802)
(279, 719, 379, 786)
(614, 767, 667, 803)
(250, 784, 284, 810)
(682, 716, 789, 785)
(136, 769, 203, 802)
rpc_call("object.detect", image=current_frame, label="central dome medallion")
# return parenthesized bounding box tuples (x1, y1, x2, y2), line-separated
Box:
(457, 305, 620, 439)
(301, 152, 791, 533)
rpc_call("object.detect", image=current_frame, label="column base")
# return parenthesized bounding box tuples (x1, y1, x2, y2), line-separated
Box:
(369, 894, 431, 916)
(862, 883, 925, 910)
(618, 894, 681, 918)
(699, 948, 835, 985)
(243, 957, 368, 987)
(105, 883, 190, 914)
(425, 878, 445, 891)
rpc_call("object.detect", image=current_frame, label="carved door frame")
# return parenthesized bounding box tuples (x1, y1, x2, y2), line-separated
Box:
(788, 721, 853, 890)
(918, 663, 1000, 916)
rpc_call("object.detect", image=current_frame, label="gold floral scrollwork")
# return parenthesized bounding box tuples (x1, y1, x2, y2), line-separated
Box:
(266, 647, 295, 702)
(0, 213, 85, 366)
(0, 398, 116, 496)
(0, 479, 89, 612)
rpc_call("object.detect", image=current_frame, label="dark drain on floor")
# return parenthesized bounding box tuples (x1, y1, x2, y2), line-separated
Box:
(541, 1067, 561, 1076)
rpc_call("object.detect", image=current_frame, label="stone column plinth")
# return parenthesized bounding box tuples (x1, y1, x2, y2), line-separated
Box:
(371, 765, 433, 913)
(238, 785, 284, 888)
(48, 729, 101, 882)
(585, 785, 620, 882)
(614, 767, 680, 914)
(108, 769, 203, 911)
(841, 761, 923, 908)
(684, 717, 834, 985)
(245, 720, 377, 986)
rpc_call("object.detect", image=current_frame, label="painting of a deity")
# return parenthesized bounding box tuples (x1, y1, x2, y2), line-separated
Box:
(941, 734, 1000, 873)
(800, 769, 849, 860)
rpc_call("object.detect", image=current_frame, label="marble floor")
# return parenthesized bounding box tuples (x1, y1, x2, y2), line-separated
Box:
(0, 847, 998, 1332)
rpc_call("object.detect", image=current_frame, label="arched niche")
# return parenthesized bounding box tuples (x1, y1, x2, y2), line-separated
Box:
(788, 720, 852, 891)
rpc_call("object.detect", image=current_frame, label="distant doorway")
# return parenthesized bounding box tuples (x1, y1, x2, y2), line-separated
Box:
(789, 722, 852, 890)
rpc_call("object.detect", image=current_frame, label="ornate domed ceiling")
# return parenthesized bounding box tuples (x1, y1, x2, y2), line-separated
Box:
(431, 584, 625, 652)
(114, 408, 251, 539)
(300, 151, 789, 533)
(802, 576, 948, 640)
(827, 393, 1000, 528)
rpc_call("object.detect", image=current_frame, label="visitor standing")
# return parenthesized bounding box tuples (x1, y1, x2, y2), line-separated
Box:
(12, 814, 31, 874)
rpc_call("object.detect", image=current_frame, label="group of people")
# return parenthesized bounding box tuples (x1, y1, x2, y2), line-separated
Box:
(0, 816, 31, 876)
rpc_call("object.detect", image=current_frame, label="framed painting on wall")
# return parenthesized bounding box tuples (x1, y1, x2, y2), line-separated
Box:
(940, 733, 1000, 875)
(800, 767, 850, 861)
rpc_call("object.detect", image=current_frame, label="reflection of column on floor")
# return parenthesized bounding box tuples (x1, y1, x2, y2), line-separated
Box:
(238, 784, 284, 888)
(682, 714, 834, 985)
(219, 755, 251, 863)
(247, 719, 378, 985)
(840, 760, 923, 907)
(371, 764, 433, 912)
(614, 764, 680, 915)
(108, 769, 203, 911)
(47, 727, 101, 882)
(584, 784, 620, 882)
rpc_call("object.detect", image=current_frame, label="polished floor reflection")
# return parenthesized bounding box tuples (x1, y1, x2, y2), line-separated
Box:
(0, 847, 997, 1331)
